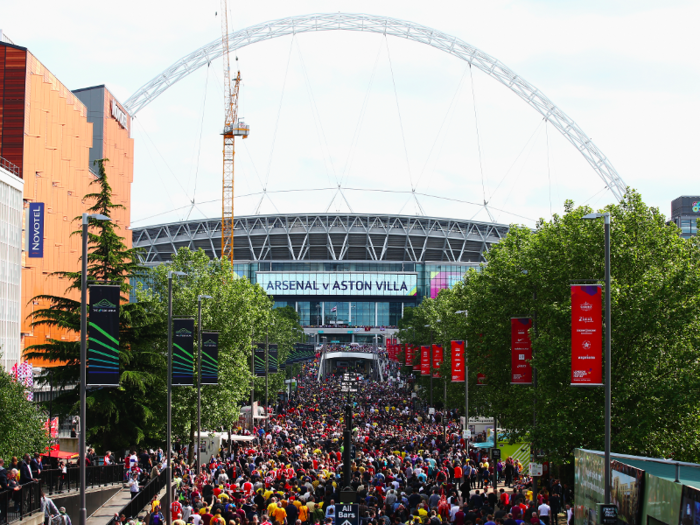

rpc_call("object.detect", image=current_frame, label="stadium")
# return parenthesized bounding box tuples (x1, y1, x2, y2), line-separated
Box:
(132, 212, 510, 343)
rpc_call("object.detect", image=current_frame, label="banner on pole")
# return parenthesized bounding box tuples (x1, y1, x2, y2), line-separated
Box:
(172, 318, 195, 386)
(451, 340, 465, 382)
(421, 345, 430, 376)
(88, 285, 121, 387)
(477, 373, 486, 385)
(200, 332, 219, 385)
(511, 317, 533, 384)
(268, 344, 279, 373)
(254, 343, 267, 376)
(432, 344, 443, 378)
(287, 343, 315, 364)
(571, 285, 603, 385)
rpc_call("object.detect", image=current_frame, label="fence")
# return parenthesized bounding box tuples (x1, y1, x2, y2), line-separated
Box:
(109, 470, 166, 523)
(38, 464, 125, 496)
(0, 481, 41, 525)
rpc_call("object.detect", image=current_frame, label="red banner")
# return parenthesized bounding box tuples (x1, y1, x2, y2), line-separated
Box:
(477, 373, 486, 385)
(43, 417, 59, 438)
(451, 340, 465, 382)
(421, 345, 430, 376)
(432, 344, 443, 378)
(405, 344, 415, 367)
(511, 318, 533, 384)
(571, 285, 603, 385)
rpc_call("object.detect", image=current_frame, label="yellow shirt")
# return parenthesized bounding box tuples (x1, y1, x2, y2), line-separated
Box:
(267, 503, 278, 516)
(273, 507, 287, 523)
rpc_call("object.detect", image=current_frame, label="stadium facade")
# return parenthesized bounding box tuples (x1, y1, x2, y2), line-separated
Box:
(132, 213, 510, 343)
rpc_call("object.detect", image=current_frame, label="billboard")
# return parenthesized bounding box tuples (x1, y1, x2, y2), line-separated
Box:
(511, 318, 533, 384)
(87, 285, 120, 387)
(256, 272, 417, 296)
(571, 285, 603, 385)
(611, 460, 644, 525)
(575, 449, 606, 525)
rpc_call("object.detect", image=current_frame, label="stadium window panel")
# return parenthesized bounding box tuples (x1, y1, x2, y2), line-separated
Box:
(377, 302, 390, 326)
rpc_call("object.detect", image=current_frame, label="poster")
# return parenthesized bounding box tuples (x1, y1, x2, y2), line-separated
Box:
(679, 486, 700, 525)
(421, 345, 430, 376)
(88, 285, 121, 387)
(511, 317, 533, 384)
(611, 460, 644, 525)
(451, 340, 465, 382)
(432, 344, 443, 378)
(200, 332, 219, 385)
(571, 285, 603, 385)
(172, 318, 195, 386)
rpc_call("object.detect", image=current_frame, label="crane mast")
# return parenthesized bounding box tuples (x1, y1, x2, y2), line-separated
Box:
(220, 0, 249, 264)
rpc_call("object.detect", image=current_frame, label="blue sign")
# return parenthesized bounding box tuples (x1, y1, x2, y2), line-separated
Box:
(28, 203, 44, 258)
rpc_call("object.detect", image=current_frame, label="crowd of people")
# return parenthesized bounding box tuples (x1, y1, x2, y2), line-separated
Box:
(121, 357, 573, 525)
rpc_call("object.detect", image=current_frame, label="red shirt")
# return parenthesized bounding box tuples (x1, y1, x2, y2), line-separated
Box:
(171, 502, 182, 520)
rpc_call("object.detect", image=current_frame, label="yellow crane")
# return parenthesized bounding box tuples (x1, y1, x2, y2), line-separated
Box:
(220, 0, 249, 264)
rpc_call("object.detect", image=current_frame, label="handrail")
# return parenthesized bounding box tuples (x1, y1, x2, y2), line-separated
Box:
(0, 481, 41, 525)
(0, 156, 20, 177)
(108, 470, 167, 524)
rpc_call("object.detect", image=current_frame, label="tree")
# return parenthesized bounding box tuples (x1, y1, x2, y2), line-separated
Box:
(407, 191, 700, 464)
(25, 159, 163, 452)
(0, 363, 51, 459)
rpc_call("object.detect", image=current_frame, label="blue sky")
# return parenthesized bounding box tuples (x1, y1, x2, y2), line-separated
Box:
(4, 0, 699, 227)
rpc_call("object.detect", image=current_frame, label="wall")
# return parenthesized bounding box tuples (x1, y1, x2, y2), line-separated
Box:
(0, 164, 23, 370)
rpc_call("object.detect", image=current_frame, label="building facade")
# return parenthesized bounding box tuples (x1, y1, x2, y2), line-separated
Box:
(132, 213, 509, 343)
(670, 196, 700, 239)
(0, 41, 133, 366)
(0, 160, 23, 371)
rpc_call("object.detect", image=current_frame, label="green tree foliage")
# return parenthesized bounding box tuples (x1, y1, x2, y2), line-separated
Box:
(0, 367, 50, 459)
(402, 191, 700, 464)
(25, 160, 163, 452)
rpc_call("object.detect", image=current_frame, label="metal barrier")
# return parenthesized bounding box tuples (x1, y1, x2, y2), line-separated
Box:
(0, 481, 41, 525)
(39, 464, 126, 496)
(109, 470, 167, 524)
(0, 156, 20, 177)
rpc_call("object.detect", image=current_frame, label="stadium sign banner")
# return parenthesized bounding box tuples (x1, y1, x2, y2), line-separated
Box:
(511, 317, 533, 385)
(571, 285, 603, 385)
(200, 332, 219, 385)
(173, 318, 195, 386)
(421, 345, 430, 376)
(451, 340, 465, 382)
(88, 285, 120, 387)
(257, 272, 418, 296)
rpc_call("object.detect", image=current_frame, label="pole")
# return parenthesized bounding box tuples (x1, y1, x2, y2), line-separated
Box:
(79, 214, 88, 525)
(493, 415, 497, 490)
(251, 339, 255, 431)
(265, 329, 269, 418)
(166, 274, 173, 525)
(343, 403, 352, 489)
(429, 332, 433, 408)
(443, 378, 447, 442)
(604, 213, 611, 504)
(196, 297, 203, 478)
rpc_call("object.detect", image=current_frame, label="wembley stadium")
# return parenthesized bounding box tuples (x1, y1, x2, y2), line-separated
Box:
(132, 212, 510, 343)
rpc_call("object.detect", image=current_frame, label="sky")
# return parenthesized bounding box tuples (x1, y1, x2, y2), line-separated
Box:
(4, 0, 699, 228)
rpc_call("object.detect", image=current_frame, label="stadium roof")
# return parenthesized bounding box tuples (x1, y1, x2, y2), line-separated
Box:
(132, 213, 510, 265)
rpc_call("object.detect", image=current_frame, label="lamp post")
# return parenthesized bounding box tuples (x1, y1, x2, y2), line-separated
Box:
(165, 270, 187, 525)
(196, 294, 212, 478)
(583, 211, 612, 504)
(455, 310, 469, 437)
(79, 212, 110, 525)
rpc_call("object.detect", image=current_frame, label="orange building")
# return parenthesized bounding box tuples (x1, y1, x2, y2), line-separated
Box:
(0, 42, 133, 367)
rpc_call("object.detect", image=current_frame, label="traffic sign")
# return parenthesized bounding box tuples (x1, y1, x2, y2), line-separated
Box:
(337, 504, 359, 525)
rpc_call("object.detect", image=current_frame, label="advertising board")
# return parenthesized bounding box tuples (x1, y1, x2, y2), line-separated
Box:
(256, 272, 417, 296)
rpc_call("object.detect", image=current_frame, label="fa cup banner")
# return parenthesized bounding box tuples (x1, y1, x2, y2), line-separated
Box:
(88, 285, 120, 387)
(511, 318, 533, 385)
(200, 332, 219, 385)
(571, 285, 603, 385)
(254, 343, 267, 376)
(268, 344, 279, 373)
(432, 344, 443, 378)
(172, 318, 195, 386)
(451, 340, 465, 382)
(421, 345, 430, 376)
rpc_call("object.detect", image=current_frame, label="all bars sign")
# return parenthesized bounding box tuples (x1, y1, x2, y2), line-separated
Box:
(173, 318, 195, 386)
(571, 285, 603, 385)
(88, 285, 120, 387)
(200, 332, 219, 385)
(511, 317, 533, 385)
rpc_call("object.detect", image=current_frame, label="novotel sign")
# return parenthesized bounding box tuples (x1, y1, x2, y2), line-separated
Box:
(256, 272, 418, 297)
(111, 99, 128, 131)
(27, 202, 44, 258)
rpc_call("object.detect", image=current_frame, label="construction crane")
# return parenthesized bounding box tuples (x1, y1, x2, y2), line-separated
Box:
(220, 0, 249, 264)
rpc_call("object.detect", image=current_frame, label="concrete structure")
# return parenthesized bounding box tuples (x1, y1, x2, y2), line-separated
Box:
(0, 159, 23, 371)
(0, 41, 134, 365)
(132, 213, 509, 343)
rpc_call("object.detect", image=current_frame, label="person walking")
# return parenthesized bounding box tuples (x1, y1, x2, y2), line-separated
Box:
(41, 491, 60, 525)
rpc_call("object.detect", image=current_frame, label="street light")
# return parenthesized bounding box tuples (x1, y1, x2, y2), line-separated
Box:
(79, 213, 110, 525)
(582, 211, 612, 504)
(455, 310, 469, 435)
(165, 270, 186, 525)
(196, 294, 212, 477)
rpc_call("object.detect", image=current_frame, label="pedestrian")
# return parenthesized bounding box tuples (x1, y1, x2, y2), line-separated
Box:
(41, 490, 60, 525)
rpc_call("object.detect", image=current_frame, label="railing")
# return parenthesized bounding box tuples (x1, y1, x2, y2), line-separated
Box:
(0, 481, 42, 525)
(109, 470, 167, 524)
(0, 156, 20, 177)
(39, 464, 126, 496)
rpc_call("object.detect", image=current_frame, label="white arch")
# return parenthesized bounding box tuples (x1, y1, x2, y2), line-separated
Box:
(124, 12, 627, 200)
